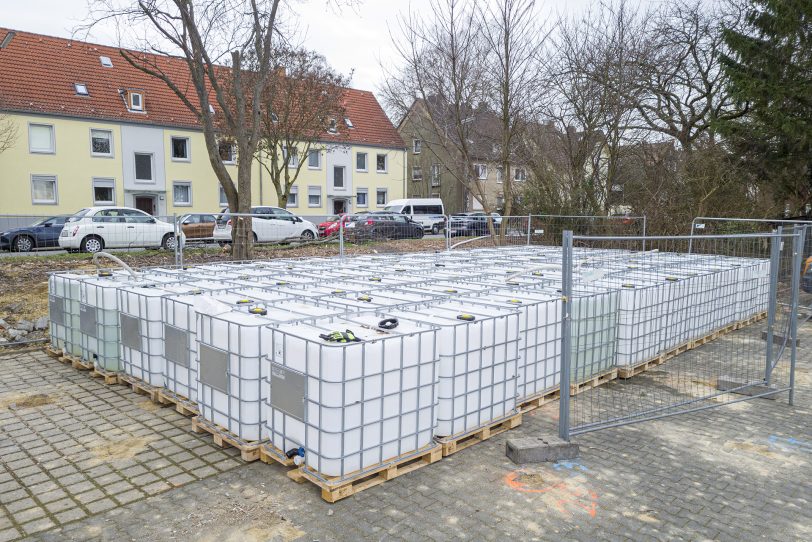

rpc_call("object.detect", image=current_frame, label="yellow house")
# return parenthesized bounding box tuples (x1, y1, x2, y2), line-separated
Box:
(0, 28, 405, 223)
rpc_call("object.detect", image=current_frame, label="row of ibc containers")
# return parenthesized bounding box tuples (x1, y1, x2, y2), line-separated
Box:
(47, 245, 769, 483)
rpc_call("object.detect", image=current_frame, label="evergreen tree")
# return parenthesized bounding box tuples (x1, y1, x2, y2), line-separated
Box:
(719, 0, 812, 210)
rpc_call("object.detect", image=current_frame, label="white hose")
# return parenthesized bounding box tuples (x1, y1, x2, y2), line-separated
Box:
(92, 251, 138, 278)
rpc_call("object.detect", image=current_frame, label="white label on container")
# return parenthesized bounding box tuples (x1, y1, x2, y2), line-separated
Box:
(534, 229, 544, 234)
(695, 223, 705, 229)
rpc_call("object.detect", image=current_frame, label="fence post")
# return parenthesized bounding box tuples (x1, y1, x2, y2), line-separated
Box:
(445, 215, 451, 252)
(558, 230, 573, 441)
(641, 215, 647, 252)
(339, 217, 345, 259)
(173, 213, 179, 267)
(526, 214, 532, 246)
(688, 218, 696, 253)
(764, 226, 782, 385)
(788, 226, 804, 405)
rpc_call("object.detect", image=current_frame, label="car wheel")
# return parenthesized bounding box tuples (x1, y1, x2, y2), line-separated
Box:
(81, 236, 104, 254)
(431, 224, 440, 235)
(162, 233, 177, 251)
(253, 232, 258, 243)
(414, 228, 424, 239)
(13, 235, 34, 252)
(301, 230, 315, 241)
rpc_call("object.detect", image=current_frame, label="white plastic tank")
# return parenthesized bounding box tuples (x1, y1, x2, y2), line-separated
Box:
(387, 301, 520, 437)
(48, 272, 91, 356)
(264, 313, 439, 477)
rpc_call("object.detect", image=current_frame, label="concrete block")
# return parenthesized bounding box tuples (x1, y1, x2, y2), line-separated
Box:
(716, 377, 778, 400)
(506, 435, 579, 464)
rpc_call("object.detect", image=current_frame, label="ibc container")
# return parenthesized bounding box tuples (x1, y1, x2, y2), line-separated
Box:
(264, 313, 439, 477)
(317, 289, 439, 313)
(387, 301, 520, 437)
(48, 272, 91, 356)
(196, 302, 342, 442)
(78, 275, 179, 371)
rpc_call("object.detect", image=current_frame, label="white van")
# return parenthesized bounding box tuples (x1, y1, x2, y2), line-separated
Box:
(384, 198, 446, 234)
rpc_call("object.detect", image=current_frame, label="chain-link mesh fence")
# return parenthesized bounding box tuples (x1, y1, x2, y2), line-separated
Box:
(558, 229, 804, 439)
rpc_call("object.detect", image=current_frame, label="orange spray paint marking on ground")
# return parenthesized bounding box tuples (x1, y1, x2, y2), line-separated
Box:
(504, 470, 598, 518)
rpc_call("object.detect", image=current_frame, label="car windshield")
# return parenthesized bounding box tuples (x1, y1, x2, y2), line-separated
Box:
(30, 217, 59, 226)
(66, 209, 92, 223)
(326, 215, 341, 222)
(384, 205, 403, 213)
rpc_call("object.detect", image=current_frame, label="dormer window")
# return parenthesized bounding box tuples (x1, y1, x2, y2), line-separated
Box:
(129, 91, 143, 111)
(344, 117, 354, 129)
(99, 56, 113, 68)
(74, 83, 89, 96)
(327, 118, 337, 133)
(208, 104, 215, 114)
(271, 112, 279, 123)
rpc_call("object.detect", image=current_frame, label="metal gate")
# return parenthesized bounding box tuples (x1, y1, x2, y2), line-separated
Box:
(558, 229, 804, 439)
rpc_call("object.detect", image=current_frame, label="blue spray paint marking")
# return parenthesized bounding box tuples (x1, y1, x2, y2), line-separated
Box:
(767, 435, 812, 453)
(553, 460, 589, 472)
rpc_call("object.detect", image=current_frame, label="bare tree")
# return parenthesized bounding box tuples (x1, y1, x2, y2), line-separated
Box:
(0, 112, 16, 155)
(83, 0, 283, 259)
(256, 48, 349, 209)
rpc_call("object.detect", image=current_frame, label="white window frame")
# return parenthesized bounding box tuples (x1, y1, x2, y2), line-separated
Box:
(307, 149, 321, 169)
(431, 164, 441, 187)
(474, 164, 487, 180)
(496, 166, 504, 184)
(219, 186, 229, 207)
(90, 128, 113, 158)
(514, 167, 527, 181)
(356, 188, 368, 208)
(283, 145, 299, 168)
(376, 188, 387, 207)
(333, 166, 346, 190)
(219, 141, 237, 164)
(376, 153, 387, 173)
(28, 123, 55, 154)
(170, 136, 191, 162)
(327, 118, 338, 134)
(172, 181, 192, 206)
(308, 186, 322, 208)
(31, 175, 58, 205)
(92, 178, 116, 206)
(133, 152, 154, 182)
(75, 83, 89, 96)
(356, 152, 368, 172)
(129, 91, 144, 111)
(344, 117, 354, 129)
(413, 139, 421, 154)
(287, 186, 299, 208)
(412, 166, 423, 181)
(99, 56, 113, 68)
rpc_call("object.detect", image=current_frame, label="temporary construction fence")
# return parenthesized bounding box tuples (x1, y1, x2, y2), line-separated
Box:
(689, 216, 812, 260)
(558, 228, 804, 439)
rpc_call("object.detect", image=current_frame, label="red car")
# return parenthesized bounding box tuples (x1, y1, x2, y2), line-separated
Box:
(318, 214, 354, 237)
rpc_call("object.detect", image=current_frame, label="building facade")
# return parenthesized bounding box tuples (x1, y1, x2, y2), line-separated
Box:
(0, 29, 405, 222)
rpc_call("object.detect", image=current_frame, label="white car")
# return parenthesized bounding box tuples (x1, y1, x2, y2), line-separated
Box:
(59, 207, 183, 253)
(213, 206, 317, 244)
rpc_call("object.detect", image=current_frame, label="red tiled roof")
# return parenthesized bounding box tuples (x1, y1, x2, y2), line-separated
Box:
(0, 28, 404, 148)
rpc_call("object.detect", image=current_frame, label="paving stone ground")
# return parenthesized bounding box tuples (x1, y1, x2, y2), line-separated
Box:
(0, 321, 809, 541)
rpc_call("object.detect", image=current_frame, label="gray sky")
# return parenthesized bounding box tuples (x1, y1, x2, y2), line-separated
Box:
(3, 0, 596, 94)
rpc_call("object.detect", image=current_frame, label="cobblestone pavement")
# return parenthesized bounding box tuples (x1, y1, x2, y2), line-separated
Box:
(0, 323, 809, 541)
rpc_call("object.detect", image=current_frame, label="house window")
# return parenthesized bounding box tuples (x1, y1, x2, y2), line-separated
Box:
(29, 124, 55, 154)
(99, 56, 113, 68)
(413, 139, 421, 154)
(327, 118, 337, 133)
(283, 145, 298, 167)
(431, 164, 441, 187)
(412, 166, 423, 181)
(308, 186, 321, 207)
(129, 91, 144, 111)
(287, 186, 298, 208)
(90, 129, 112, 157)
(173, 182, 192, 206)
(496, 195, 505, 208)
(376, 188, 387, 206)
(75, 83, 89, 96)
(308, 149, 321, 169)
(356, 188, 368, 207)
(357, 152, 368, 172)
(219, 186, 228, 206)
(496, 167, 504, 183)
(92, 178, 115, 205)
(376, 154, 387, 173)
(474, 164, 487, 180)
(134, 153, 153, 181)
(333, 166, 345, 189)
(514, 167, 527, 181)
(344, 117, 354, 129)
(31, 175, 57, 204)
(171, 137, 190, 161)
(219, 141, 236, 163)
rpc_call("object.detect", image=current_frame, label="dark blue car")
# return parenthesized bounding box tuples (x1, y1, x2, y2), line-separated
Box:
(0, 216, 70, 252)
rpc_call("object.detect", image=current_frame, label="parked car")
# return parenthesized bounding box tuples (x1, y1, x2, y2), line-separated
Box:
(179, 213, 217, 241)
(345, 212, 424, 240)
(384, 198, 446, 234)
(213, 206, 317, 244)
(0, 215, 70, 252)
(58, 207, 183, 253)
(317, 214, 354, 237)
(448, 212, 500, 237)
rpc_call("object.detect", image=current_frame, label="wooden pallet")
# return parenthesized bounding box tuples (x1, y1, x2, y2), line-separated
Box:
(90, 367, 120, 385)
(157, 389, 199, 417)
(118, 374, 161, 403)
(518, 388, 561, 413)
(570, 369, 618, 396)
(258, 442, 296, 468)
(59, 353, 93, 371)
(736, 311, 767, 329)
(292, 443, 442, 503)
(435, 412, 523, 457)
(190, 416, 262, 462)
(45, 346, 63, 359)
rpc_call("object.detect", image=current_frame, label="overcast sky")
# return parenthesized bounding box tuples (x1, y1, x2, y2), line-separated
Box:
(4, 0, 599, 95)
